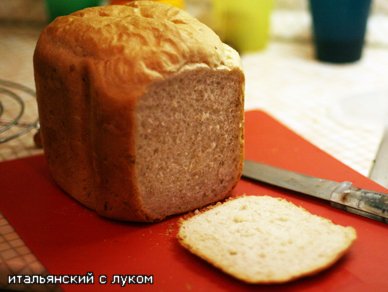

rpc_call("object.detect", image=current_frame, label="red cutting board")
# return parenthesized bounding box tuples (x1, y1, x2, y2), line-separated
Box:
(0, 110, 387, 291)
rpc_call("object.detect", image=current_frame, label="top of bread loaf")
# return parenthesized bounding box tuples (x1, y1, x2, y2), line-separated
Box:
(37, 1, 240, 93)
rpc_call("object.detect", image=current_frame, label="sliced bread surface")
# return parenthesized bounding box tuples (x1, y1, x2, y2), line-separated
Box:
(177, 195, 357, 284)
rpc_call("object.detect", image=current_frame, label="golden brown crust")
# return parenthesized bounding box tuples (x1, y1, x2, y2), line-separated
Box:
(34, 1, 243, 221)
(40, 2, 238, 89)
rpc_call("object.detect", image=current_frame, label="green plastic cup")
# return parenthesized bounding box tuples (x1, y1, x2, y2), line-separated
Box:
(45, 0, 101, 22)
(213, 0, 273, 53)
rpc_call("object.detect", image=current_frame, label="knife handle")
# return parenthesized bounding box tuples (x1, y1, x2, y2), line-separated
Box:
(330, 182, 388, 223)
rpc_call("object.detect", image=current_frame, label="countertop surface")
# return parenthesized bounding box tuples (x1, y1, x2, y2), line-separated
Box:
(1, 22, 388, 180)
(243, 41, 388, 178)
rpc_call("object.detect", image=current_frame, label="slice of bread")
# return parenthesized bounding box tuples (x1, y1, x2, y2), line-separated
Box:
(177, 195, 357, 284)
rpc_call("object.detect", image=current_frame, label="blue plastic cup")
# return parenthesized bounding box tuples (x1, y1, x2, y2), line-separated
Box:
(309, 0, 371, 63)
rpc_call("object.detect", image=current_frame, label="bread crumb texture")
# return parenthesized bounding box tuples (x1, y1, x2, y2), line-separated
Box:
(178, 196, 357, 284)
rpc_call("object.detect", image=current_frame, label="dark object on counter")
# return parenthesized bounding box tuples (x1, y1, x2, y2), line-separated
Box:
(33, 129, 43, 148)
(309, 0, 371, 63)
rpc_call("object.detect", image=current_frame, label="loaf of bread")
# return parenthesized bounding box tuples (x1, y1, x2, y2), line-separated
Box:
(33, 1, 244, 221)
(178, 196, 357, 284)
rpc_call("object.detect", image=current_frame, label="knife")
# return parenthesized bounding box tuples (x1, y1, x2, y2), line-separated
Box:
(242, 160, 388, 223)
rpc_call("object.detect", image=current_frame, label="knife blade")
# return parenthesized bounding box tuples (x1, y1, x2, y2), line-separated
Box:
(242, 160, 388, 223)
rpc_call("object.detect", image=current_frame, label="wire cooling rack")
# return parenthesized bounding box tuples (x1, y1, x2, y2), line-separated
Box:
(0, 79, 39, 144)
